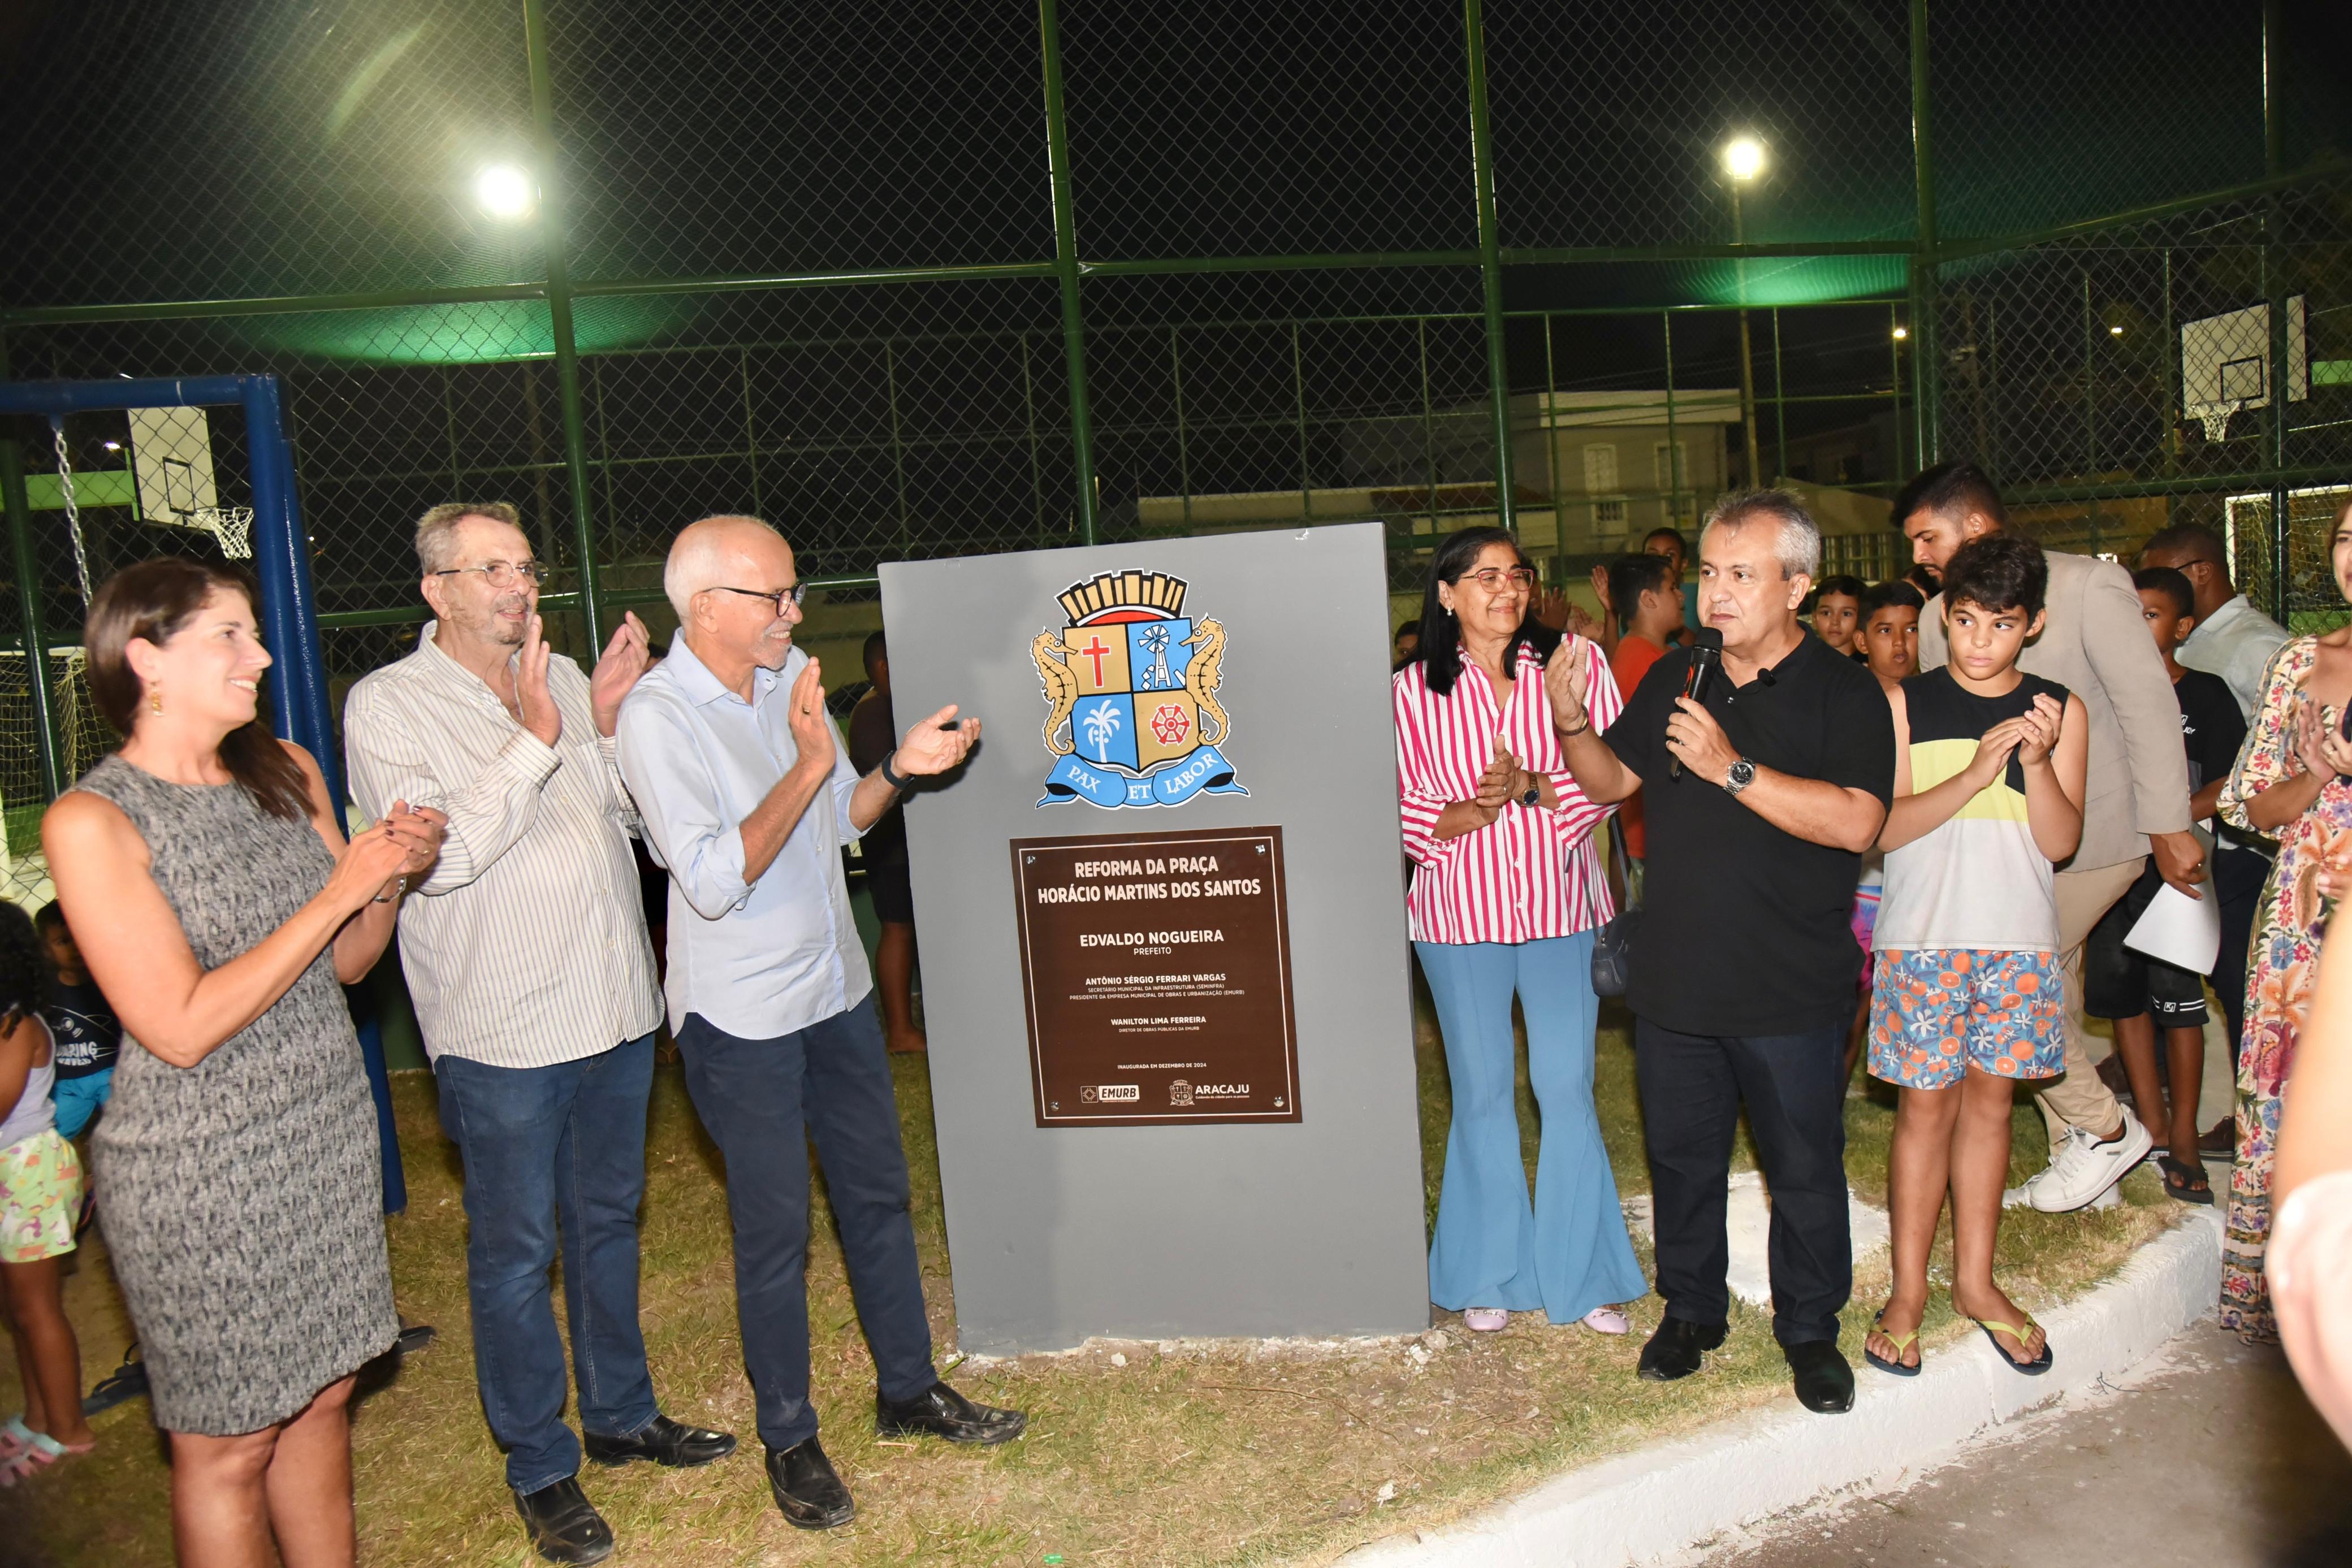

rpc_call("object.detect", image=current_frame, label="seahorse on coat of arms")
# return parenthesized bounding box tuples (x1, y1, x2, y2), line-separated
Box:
(1032, 629, 1078, 756)
(1182, 619, 1229, 744)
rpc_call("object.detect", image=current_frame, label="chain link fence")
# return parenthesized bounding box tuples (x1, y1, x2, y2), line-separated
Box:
(1930, 171, 2352, 620)
(2, 0, 2345, 846)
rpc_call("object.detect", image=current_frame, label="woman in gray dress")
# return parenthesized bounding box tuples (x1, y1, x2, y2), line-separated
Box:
(42, 559, 442, 1568)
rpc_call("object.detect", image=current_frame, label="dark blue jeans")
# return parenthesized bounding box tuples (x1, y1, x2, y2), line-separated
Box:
(1633, 1016, 1852, 1346)
(676, 997, 936, 1452)
(434, 1034, 660, 1493)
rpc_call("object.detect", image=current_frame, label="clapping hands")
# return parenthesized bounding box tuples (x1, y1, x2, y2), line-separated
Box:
(1966, 694, 2064, 786)
(2294, 699, 2352, 781)
(890, 704, 983, 781)
(330, 799, 446, 912)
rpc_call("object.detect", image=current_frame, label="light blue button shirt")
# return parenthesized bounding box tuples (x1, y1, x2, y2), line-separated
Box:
(616, 635, 871, 1039)
(2178, 593, 2290, 722)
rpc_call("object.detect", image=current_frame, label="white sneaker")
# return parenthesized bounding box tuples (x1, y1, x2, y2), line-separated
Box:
(2018, 1109, 2154, 1214)
(2005, 1180, 2121, 1211)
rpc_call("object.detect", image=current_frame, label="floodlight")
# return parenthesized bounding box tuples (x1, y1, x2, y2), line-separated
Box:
(1891, 326, 1909, 341)
(1721, 136, 1767, 183)
(473, 163, 536, 221)
(102, 440, 122, 451)
(2108, 324, 2125, 337)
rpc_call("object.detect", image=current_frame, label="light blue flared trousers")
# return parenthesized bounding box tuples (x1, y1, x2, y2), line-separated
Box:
(1417, 932, 1648, 1322)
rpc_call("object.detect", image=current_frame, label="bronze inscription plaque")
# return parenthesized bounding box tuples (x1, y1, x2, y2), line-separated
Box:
(1011, 825, 1300, 1127)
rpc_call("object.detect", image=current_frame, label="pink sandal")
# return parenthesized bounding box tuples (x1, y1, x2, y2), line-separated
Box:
(1463, 1308, 1510, 1332)
(0, 1430, 95, 1487)
(1580, 1306, 1630, 1335)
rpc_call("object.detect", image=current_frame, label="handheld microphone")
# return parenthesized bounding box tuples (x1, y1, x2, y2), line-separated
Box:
(1667, 627, 1724, 781)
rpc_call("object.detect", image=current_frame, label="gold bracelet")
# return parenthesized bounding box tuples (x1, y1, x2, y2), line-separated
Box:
(1558, 715, 1591, 737)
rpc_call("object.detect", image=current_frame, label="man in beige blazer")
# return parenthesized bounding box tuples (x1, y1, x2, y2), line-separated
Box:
(1897, 462, 2192, 1212)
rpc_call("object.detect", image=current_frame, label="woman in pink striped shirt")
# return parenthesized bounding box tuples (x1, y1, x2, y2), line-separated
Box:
(1395, 527, 1646, 1337)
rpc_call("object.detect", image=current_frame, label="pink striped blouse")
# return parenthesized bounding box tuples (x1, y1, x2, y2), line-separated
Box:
(1394, 638, 1624, 945)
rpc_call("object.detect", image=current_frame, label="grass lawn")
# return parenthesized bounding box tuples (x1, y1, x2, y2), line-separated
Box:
(8, 991, 2179, 1566)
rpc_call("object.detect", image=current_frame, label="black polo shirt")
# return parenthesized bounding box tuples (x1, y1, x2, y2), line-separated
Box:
(1603, 630, 1896, 1036)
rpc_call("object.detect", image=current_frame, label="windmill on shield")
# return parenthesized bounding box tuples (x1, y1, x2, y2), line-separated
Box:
(1030, 569, 1247, 810)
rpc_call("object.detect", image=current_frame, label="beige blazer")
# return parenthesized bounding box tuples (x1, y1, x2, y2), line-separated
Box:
(1918, 545, 2190, 872)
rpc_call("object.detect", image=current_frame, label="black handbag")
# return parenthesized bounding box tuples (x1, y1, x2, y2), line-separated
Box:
(1590, 813, 1640, 998)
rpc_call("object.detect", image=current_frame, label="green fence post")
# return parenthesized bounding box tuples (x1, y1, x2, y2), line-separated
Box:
(740, 346, 764, 518)
(1463, 0, 1516, 532)
(1419, 317, 1440, 529)
(1909, 0, 1940, 466)
(1, 439, 64, 802)
(1887, 302, 1903, 480)
(1292, 322, 1312, 522)
(2263, 0, 2290, 620)
(1774, 308, 1790, 483)
(522, 0, 604, 642)
(1038, 0, 1099, 545)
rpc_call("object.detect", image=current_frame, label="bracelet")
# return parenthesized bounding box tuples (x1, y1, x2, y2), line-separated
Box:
(370, 876, 406, 906)
(1557, 714, 1591, 737)
(880, 753, 911, 791)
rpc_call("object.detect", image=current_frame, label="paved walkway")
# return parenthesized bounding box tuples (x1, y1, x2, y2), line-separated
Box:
(1709, 1322, 2352, 1568)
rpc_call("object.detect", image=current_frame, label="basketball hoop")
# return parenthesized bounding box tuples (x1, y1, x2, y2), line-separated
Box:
(2189, 400, 2243, 444)
(184, 505, 255, 559)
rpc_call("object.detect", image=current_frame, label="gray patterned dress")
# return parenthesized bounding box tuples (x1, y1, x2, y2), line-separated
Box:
(77, 755, 396, 1436)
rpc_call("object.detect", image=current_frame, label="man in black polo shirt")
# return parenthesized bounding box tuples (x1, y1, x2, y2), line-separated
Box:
(1549, 490, 1895, 1415)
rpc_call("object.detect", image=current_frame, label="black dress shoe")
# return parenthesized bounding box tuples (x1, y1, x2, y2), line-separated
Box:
(766, 1437, 856, 1530)
(876, 1380, 1028, 1445)
(584, 1413, 738, 1469)
(1637, 1318, 1727, 1382)
(1783, 1339, 1856, 1414)
(512, 1476, 615, 1566)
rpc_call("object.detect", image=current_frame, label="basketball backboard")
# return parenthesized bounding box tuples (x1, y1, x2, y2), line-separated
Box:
(2182, 295, 2307, 442)
(127, 405, 251, 556)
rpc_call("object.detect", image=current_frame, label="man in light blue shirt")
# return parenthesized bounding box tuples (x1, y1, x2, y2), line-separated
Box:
(2139, 523, 2290, 721)
(616, 514, 1021, 1531)
(2139, 522, 2292, 1121)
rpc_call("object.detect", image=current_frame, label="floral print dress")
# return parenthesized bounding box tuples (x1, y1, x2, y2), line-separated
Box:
(2216, 636, 2352, 1342)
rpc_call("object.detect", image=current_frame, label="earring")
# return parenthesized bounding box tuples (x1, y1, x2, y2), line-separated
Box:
(149, 688, 163, 716)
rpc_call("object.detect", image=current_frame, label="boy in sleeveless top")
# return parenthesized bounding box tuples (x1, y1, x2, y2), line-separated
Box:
(1865, 536, 2089, 1379)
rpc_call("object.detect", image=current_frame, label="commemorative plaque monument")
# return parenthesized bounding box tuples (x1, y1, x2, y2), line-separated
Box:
(1013, 825, 1299, 1127)
(881, 523, 1429, 1353)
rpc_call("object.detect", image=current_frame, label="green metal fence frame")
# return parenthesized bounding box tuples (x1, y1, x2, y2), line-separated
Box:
(1, 0, 2343, 809)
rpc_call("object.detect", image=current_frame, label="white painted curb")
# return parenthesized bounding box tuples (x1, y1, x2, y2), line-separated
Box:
(1344, 1210, 2223, 1568)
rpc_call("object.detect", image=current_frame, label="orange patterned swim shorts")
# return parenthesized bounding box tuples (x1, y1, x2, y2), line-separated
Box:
(1868, 948, 2065, 1090)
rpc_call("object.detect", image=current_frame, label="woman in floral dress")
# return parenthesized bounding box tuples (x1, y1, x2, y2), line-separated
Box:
(2215, 497, 2352, 1342)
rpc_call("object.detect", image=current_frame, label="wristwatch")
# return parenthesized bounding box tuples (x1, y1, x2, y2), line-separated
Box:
(880, 753, 911, 791)
(1723, 757, 1757, 796)
(1519, 778, 1541, 809)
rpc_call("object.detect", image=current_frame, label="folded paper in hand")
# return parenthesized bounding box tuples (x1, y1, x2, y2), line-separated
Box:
(2122, 878, 2221, 974)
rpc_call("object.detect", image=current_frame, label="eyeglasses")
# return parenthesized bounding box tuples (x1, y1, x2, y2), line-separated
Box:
(433, 560, 550, 588)
(710, 583, 808, 616)
(1459, 566, 1537, 591)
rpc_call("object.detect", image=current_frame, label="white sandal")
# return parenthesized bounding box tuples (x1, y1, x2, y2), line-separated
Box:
(1463, 1307, 1510, 1332)
(1580, 1306, 1630, 1335)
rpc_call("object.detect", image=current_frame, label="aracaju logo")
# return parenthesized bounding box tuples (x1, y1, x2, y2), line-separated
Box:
(1030, 569, 1249, 809)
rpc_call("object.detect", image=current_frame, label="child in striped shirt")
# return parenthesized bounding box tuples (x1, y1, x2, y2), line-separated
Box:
(1864, 536, 2088, 1380)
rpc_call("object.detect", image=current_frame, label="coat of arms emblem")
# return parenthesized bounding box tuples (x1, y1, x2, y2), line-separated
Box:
(1030, 569, 1248, 809)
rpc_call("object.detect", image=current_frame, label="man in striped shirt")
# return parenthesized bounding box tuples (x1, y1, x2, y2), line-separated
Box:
(345, 503, 733, 1567)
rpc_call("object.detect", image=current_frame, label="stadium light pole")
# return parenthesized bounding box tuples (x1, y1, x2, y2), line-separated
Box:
(1722, 136, 1767, 488)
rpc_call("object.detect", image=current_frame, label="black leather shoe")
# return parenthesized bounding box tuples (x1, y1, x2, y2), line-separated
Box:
(512, 1476, 615, 1566)
(583, 1413, 737, 1469)
(1783, 1339, 1856, 1414)
(876, 1380, 1028, 1445)
(1636, 1318, 1728, 1381)
(766, 1437, 856, 1530)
